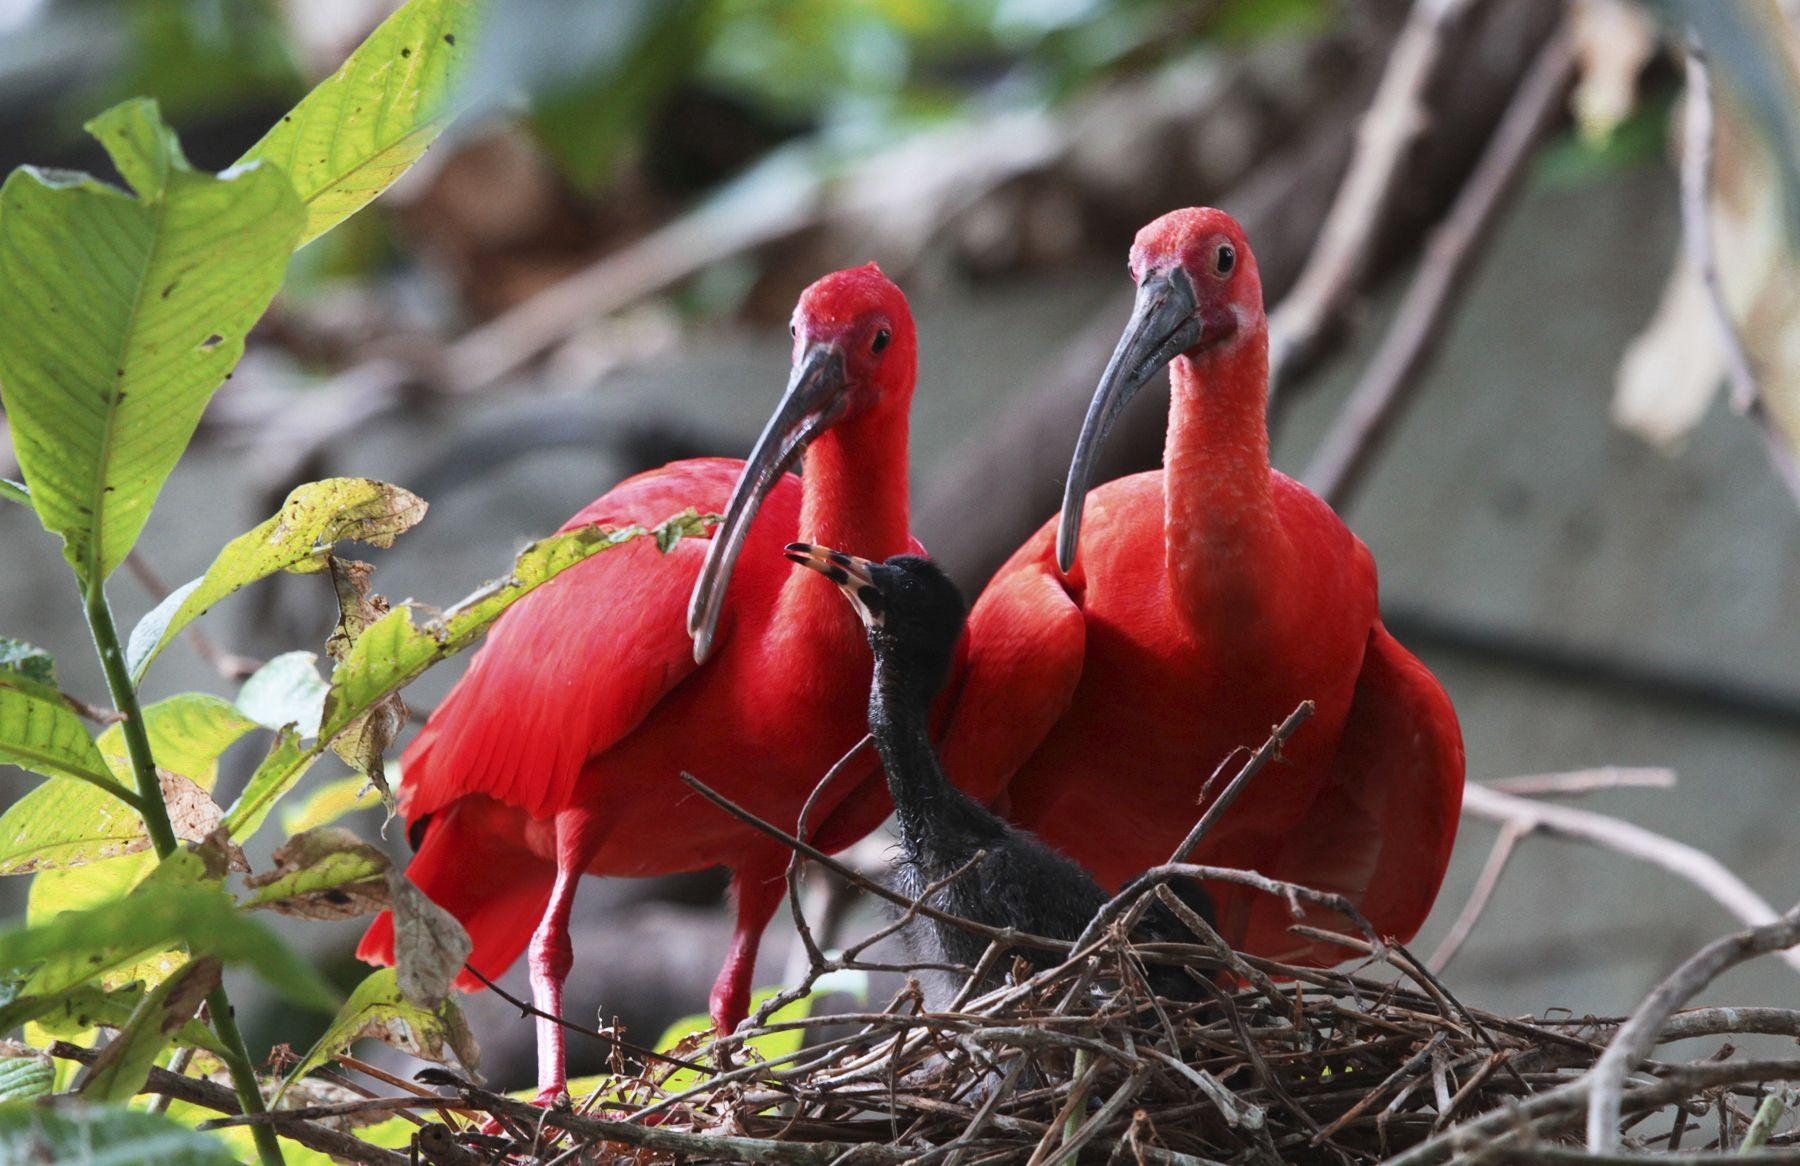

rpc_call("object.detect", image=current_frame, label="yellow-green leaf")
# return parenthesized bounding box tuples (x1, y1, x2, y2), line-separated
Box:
(239, 0, 486, 247)
(281, 968, 476, 1099)
(128, 479, 427, 681)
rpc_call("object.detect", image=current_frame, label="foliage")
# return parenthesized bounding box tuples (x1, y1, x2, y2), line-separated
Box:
(0, 0, 711, 1160)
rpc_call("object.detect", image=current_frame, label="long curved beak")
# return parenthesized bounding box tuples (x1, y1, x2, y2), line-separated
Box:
(1055, 266, 1202, 573)
(688, 343, 848, 662)
(784, 543, 883, 627)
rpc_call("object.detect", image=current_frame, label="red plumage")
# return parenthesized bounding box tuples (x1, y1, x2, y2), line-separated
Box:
(360, 266, 934, 1101)
(939, 208, 1464, 962)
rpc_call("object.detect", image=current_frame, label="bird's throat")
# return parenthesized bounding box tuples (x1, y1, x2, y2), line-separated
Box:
(1161, 325, 1281, 632)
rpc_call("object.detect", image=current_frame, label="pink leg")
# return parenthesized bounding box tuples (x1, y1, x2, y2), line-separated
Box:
(708, 857, 788, 1035)
(528, 809, 609, 1101)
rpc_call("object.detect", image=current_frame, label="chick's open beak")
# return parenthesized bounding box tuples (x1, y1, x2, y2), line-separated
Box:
(785, 543, 884, 627)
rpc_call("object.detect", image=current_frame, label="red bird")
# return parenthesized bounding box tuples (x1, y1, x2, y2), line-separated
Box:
(360, 265, 930, 1101)
(939, 208, 1464, 961)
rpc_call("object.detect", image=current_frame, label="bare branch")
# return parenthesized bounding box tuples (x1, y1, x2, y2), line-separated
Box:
(1678, 46, 1800, 508)
(1460, 783, 1800, 974)
(1269, 0, 1483, 388)
(1585, 903, 1800, 1151)
(1303, 22, 1577, 509)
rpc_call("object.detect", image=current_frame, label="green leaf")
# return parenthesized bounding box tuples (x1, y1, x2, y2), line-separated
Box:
(280, 773, 382, 835)
(0, 479, 28, 507)
(0, 98, 305, 588)
(0, 638, 54, 685)
(281, 968, 477, 1099)
(0, 980, 224, 1055)
(128, 479, 428, 681)
(222, 726, 317, 842)
(0, 1104, 237, 1166)
(0, 695, 256, 876)
(239, 0, 487, 247)
(0, 671, 132, 802)
(96, 694, 256, 791)
(77, 957, 222, 1103)
(2, 882, 335, 1011)
(320, 510, 711, 744)
(222, 512, 709, 840)
(242, 827, 391, 918)
(0, 780, 145, 876)
(0, 1051, 52, 1102)
(237, 652, 329, 737)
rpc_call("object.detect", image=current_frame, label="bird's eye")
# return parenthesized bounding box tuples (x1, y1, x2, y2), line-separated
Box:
(1215, 243, 1236, 277)
(789, 323, 797, 338)
(871, 328, 891, 354)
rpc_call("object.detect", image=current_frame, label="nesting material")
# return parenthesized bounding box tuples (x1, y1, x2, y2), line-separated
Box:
(412, 912, 1800, 1165)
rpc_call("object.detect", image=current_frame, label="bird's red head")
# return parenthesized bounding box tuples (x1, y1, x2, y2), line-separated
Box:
(1128, 207, 1264, 353)
(789, 262, 917, 426)
(1056, 207, 1265, 571)
(688, 263, 916, 662)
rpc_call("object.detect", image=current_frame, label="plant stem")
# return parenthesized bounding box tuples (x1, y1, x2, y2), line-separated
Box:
(85, 583, 178, 854)
(206, 987, 287, 1166)
(83, 579, 286, 1166)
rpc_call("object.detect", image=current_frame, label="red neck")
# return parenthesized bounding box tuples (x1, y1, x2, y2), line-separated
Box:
(796, 408, 912, 557)
(1162, 320, 1280, 629)
(777, 397, 913, 645)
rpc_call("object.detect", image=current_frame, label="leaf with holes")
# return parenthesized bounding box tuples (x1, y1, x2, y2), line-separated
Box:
(319, 510, 712, 745)
(128, 479, 427, 681)
(0, 98, 303, 587)
(239, 0, 486, 247)
(281, 967, 477, 1099)
(244, 827, 392, 919)
(223, 513, 709, 841)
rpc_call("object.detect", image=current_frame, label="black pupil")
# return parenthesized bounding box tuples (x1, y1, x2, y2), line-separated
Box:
(1217, 245, 1235, 275)
(872, 329, 891, 353)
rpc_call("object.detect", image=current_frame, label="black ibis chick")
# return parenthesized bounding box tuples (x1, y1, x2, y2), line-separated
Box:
(785, 544, 1209, 1003)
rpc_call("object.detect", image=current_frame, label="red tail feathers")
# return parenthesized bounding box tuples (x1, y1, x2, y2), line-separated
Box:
(357, 799, 556, 991)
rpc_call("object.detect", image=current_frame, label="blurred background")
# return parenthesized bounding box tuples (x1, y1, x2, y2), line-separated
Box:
(1, 0, 1798, 1088)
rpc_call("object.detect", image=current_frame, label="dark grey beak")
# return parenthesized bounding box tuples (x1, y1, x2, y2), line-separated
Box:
(688, 343, 847, 662)
(1055, 266, 1201, 574)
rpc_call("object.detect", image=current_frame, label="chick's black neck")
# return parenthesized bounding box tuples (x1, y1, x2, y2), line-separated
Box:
(866, 643, 1000, 863)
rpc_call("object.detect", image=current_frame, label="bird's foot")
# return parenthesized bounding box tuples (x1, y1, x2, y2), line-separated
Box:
(478, 1086, 569, 1137)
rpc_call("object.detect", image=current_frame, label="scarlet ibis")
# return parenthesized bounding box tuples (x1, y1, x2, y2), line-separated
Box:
(359, 264, 932, 1101)
(937, 208, 1464, 963)
(785, 544, 1211, 1004)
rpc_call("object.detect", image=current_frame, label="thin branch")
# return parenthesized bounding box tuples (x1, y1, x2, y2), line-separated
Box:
(1482, 766, 1676, 797)
(1678, 46, 1800, 507)
(46, 1042, 407, 1166)
(1461, 783, 1800, 974)
(1425, 818, 1526, 973)
(679, 772, 1069, 954)
(1168, 702, 1313, 865)
(1585, 904, 1800, 1151)
(1303, 22, 1577, 509)
(1269, 0, 1483, 389)
(457, 963, 706, 1073)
